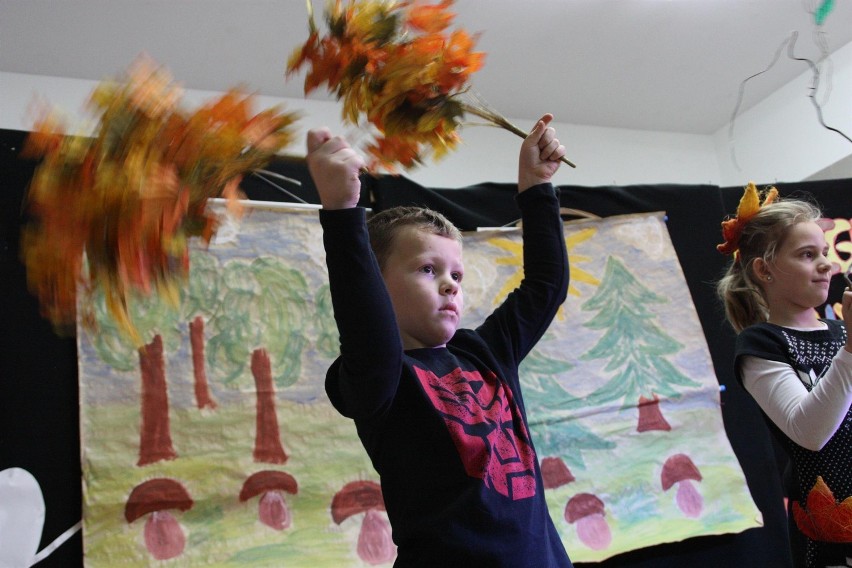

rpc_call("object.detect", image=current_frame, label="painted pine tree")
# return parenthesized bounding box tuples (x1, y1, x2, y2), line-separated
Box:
(521, 350, 615, 470)
(580, 256, 699, 432)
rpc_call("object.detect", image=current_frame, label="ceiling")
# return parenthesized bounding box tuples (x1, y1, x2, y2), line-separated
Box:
(2, 0, 852, 136)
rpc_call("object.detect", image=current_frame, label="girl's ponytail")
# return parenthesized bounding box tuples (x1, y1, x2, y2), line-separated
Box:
(716, 260, 769, 333)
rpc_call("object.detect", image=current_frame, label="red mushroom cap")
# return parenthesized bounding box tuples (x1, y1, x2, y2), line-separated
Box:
(661, 454, 702, 491)
(239, 470, 298, 502)
(331, 480, 385, 524)
(565, 493, 605, 523)
(541, 457, 575, 489)
(124, 478, 193, 523)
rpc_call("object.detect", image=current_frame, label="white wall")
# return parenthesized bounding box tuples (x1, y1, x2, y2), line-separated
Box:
(4, 46, 852, 189)
(0, 71, 719, 188)
(712, 40, 852, 186)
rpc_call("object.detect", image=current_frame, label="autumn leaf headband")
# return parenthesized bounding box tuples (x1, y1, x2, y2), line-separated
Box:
(717, 182, 779, 259)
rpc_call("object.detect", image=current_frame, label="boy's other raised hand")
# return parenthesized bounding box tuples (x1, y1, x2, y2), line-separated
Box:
(518, 113, 566, 192)
(306, 128, 366, 210)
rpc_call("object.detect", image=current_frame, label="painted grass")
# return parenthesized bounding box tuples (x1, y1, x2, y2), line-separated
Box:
(82, 400, 380, 567)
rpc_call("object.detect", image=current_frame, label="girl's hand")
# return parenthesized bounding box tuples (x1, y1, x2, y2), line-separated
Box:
(843, 284, 852, 353)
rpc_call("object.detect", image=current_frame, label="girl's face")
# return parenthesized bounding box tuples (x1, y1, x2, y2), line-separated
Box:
(381, 226, 464, 350)
(762, 221, 832, 327)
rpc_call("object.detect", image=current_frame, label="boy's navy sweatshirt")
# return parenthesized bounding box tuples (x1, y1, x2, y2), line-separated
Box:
(320, 183, 573, 567)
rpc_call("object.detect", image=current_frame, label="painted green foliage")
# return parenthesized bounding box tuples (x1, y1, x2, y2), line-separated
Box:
(581, 255, 699, 406)
(183, 249, 222, 320)
(206, 256, 311, 387)
(90, 288, 181, 371)
(90, 249, 219, 370)
(522, 350, 615, 470)
(313, 283, 340, 360)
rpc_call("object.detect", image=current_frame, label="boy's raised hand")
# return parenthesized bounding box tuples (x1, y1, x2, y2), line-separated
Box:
(518, 113, 566, 192)
(306, 128, 366, 210)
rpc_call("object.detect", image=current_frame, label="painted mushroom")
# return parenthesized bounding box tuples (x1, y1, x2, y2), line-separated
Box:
(239, 470, 298, 530)
(564, 493, 612, 550)
(331, 480, 395, 565)
(124, 478, 193, 561)
(661, 453, 703, 518)
(540, 456, 575, 490)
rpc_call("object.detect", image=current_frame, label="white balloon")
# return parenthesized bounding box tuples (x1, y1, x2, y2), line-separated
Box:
(0, 468, 45, 568)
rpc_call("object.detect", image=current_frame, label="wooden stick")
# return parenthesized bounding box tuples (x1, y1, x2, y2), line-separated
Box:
(461, 104, 577, 168)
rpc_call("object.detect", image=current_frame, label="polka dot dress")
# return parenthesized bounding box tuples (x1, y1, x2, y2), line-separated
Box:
(737, 320, 852, 567)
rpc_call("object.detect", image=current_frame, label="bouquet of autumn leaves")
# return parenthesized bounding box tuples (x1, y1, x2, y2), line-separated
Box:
(287, 0, 575, 171)
(22, 57, 300, 345)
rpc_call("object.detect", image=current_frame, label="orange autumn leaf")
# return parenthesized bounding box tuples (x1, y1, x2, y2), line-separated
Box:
(203, 89, 252, 125)
(121, 56, 183, 119)
(365, 136, 423, 172)
(286, 0, 484, 172)
(717, 181, 779, 256)
(437, 30, 484, 90)
(287, 32, 320, 75)
(21, 108, 67, 158)
(406, 0, 455, 34)
(222, 176, 247, 219)
(792, 476, 852, 543)
(22, 55, 300, 344)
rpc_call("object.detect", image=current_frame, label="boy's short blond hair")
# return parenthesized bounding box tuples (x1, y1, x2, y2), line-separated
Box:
(367, 206, 462, 270)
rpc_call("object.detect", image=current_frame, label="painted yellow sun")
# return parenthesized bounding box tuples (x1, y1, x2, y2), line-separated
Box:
(487, 227, 600, 313)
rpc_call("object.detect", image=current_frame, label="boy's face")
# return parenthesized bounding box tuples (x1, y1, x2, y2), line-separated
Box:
(381, 226, 464, 350)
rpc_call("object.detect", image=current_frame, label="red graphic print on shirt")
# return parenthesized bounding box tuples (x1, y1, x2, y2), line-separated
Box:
(413, 366, 538, 500)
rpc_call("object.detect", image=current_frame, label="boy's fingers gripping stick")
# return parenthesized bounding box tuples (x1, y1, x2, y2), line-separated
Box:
(306, 128, 332, 155)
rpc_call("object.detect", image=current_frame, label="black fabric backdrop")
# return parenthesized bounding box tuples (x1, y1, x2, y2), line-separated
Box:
(2, 126, 850, 566)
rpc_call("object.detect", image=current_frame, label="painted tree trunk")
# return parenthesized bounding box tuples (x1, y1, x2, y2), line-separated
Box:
(251, 348, 287, 464)
(636, 394, 672, 432)
(189, 316, 217, 409)
(138, 335, 177, 465)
